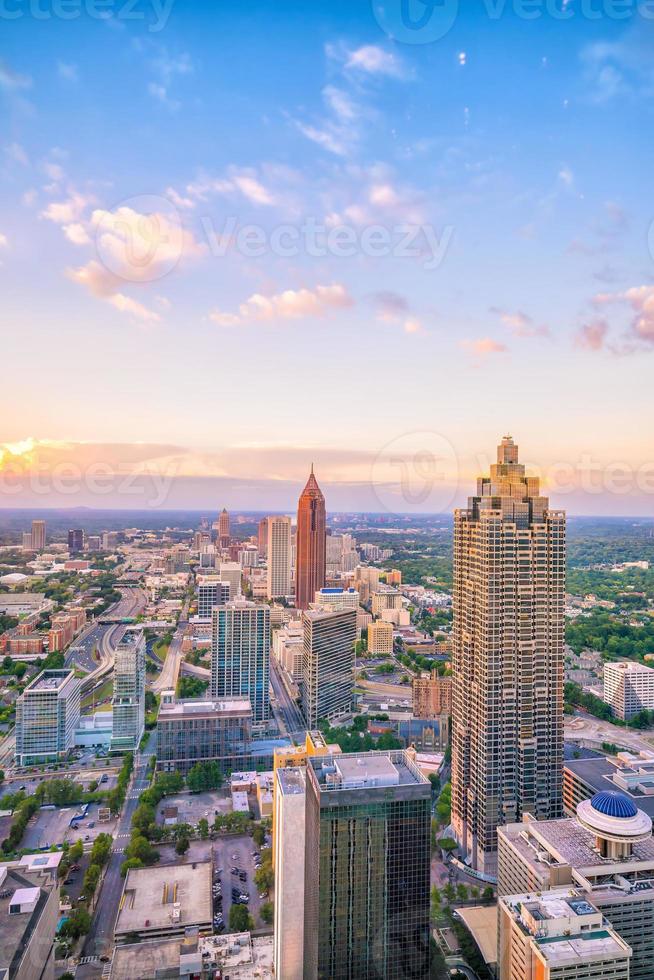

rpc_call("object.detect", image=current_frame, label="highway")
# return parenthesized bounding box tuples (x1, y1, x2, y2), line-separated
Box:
(270, 656, 306, 736)
(151, 596, 192, 693)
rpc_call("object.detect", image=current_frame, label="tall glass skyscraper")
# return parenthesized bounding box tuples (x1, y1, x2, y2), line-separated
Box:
(451, 436, 566, 877)
(111, 627, 146, 752)
(303, 751, 432, 980)
(211, 600, 270, 729)
(295, 465, 326, 610)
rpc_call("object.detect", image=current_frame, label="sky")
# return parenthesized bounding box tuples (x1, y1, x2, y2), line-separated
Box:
(1, 0, 653, 514)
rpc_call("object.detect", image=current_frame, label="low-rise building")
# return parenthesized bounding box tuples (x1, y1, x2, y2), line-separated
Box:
(367, 619, 393, 656)
(115, 860, 212, 942)
(412, 670, 452, 719)
(0, 854, 60, 980)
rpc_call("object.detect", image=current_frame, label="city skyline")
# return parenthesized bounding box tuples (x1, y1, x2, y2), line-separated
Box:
(1, 3, 653, 516)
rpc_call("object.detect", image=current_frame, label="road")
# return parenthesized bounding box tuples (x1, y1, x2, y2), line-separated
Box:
(82, 743, 156, 960)
(565, 711, 654, 755)
(151, 596, 193, 693)
(270, 657, 306, 736)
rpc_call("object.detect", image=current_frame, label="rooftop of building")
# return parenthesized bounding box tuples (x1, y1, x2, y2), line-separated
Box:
(317, 587, 358, 595)
(309, 750, 428, 792)
(277, 767, 306, 796)
(157, 696, 252, 720)
(566, 755, 654, 819)
(115, 860, 212, 936)
(24, 669, 74, 693)
(0, 865, 55, 977)
(606, 660, 654, 674)
(302, 606, 356, 622)
(110, 932, 273, 980)
(116, 627, 144, 647)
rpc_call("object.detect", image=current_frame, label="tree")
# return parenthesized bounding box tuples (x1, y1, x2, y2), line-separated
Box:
(260, 901, 274, 924)
(186, 760, 223, 793)
(229, 903, 254, 932)
(69, 839, 84, 862)
(437, 837, 457, 854)
(198, 817, 209, 839)
(482, 885, 495, 902)
(443, 882, 456, 904)
(175, 834, 190, 856)
(120, 857, 144, 877)
(125, 834, 159, 865)
(59, 907, 91, 939)
(252, 824, 266, 847)
(455, 883, 468, 904)
(254, 863, 274, 892)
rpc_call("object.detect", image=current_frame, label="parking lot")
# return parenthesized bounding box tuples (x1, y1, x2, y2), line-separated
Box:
(156, 832, 271, 933)
(21, 801, 118, 851)
(155, 789, 232, 826)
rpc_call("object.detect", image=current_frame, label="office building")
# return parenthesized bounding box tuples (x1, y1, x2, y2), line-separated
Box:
(371, 587, 403, 618)
(156, 691, 252, 775)
(218, 507, 230, 548)
(499, 888, 631, 980)
(21, 532, 32, 551)
(604, 660, 654, 720)
(412, 671, 452, 718)
(498, 791, 654, 980)
(303, 751, 431, 979)
(15, 670, 81, 765)
(30, 519, 46, 552)
(452, 435, 566, 877)
(68, 528, 84, 553)
(295, 465, 326, 610)
(273, 767, 307, 980)
(258, 516, 268, 557)
(218, 561, 242, 596)
(0, 854, 61, 980)
(211, 600, 270, 727)
(196, 579, 230, 619)
(272, 619, 304, 680)
(115, 861, 212, 942)
(563, 753, 654, 820)
(266, 515, 292, 599)
(312, 586, 359, 613)
(111, 627, 146, 751)
(367, 618, 394, 656)
(301, 608, 356, 729)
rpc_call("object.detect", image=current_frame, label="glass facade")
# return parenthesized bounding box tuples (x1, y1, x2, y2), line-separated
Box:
(211, 601, 270, 726)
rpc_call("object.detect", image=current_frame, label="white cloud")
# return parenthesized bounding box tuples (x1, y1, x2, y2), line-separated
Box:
(295, 121, 348, 157)
(344, 45, 406, 79)
(43, 161, 65, 182)
(461, 337, 508, 356)
(0, 61, 32, 91)
(57, 61, 78, 82)
(5, 142, 28, 165)
(107, 293, 161, 321)
(322, 85, 357, 122)
(490, 307, 550, 339)
(148, 81, 179, 110)
(0, 233, 8, 248)
(166, 186, 195, 210)
(210, 283, 353, 327)
(595, 285, 654, 345)
(575, 319, 609, 351)
(186, 169, 276, 206)
(40, 191, 94, 225)
(63, 222, 90, 245)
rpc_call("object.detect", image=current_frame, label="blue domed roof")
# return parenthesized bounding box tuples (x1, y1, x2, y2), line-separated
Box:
(590, 791, 637, 819)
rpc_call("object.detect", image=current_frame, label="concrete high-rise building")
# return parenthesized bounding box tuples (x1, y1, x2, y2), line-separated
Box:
(68, 528, 84, 553)
(498, 791, 654, 980)
(15, 670, 81, 766)
(312, 587, 359, 613)
(273, 766, 307, 980)
(156, 690, 252, 776)
(371, 587, 403, 618)
(367, 618, 394, 656)
(303, 751, 432, 979)
(603, 660, 654, 720)
(451, 435, 566, 877)
(218, 562, 242, 597)
(111, 628, 146, 751)
(197, 579, 231, 619)
(266, 516, 292, 599)
(30, 519, 46, 551)
(21, 532, 32, 551)
(218, 507, 230, 548)
(258, 517, 268, 558)
(211, 600, 270, 728)
(499, 888, 631, 980)
(295, 465, 326, 610)
(301, 608, 356, 728)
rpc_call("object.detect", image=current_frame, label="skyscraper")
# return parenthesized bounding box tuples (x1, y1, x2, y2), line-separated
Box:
(451, 435, 566, 877)
(31, 519, 46, 551)
(218, 507, 230, 548)
(111, 628, 146, 751)
(301, 608, 356, 728)
(295, 465, 326, 610)
(15, 670, 81, 765)
(211, 600, 270, 728)
(266, 515, 292, 599)
(68, 528, 84, 553)
(303, 751, 432, 979)
(258, 516, 268, 558)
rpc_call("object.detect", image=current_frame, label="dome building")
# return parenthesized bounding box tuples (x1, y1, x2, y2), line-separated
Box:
(577, 790, 653, 860)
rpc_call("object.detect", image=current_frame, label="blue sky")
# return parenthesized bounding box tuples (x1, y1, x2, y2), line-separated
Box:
(1, 0, 653, 513)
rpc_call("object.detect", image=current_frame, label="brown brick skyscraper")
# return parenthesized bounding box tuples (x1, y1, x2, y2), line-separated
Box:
(295, 465, 326, 610)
